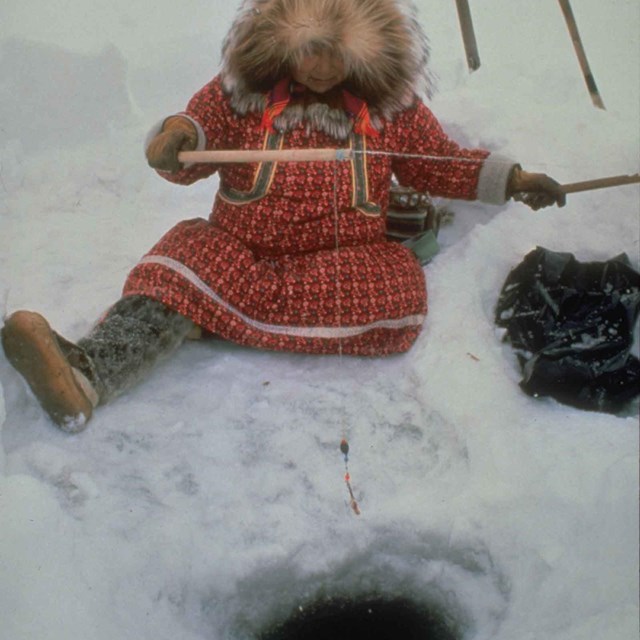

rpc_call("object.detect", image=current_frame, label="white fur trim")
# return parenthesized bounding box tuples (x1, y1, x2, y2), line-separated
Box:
(138, 255, 425, 339)
(221, 0, 433, 118)
(476, 154, 517, 205)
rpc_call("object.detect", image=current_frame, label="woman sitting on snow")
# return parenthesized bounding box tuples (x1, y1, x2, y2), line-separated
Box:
(1, 0, 565, 432)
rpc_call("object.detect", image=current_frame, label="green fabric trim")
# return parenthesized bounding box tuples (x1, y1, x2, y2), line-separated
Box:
(402, 230, 440, 265)
(219, 131, 283, 204)
(350, 134, 381, 215)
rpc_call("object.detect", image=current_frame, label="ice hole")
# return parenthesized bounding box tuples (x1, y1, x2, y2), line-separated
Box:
(258, 593, 459, 640)
(220, 530, 509, 639)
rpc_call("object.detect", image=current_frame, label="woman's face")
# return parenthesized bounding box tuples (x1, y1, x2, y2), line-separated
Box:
(291, 50, 347, 93)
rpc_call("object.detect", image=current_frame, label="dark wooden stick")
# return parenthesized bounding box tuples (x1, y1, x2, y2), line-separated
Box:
(558, 0, 606, 109)
(455, 0, 481, 72)
(561, 174, 640, 194)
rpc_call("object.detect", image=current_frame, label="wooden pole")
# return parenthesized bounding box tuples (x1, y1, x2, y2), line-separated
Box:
(178, 149, 639, 196)
(455, 0, 481, 72)
(561, 173, 640, 194)
(178, 148, 353, 164)
(558, 0, 606, 109)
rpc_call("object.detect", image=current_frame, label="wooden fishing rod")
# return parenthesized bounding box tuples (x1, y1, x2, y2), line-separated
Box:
(179, 149, 639, 196)
(178, 148, 353, 164)
(561, 173, 640, 194)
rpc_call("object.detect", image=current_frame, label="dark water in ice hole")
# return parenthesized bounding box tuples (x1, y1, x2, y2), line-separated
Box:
(258, 594, 459, 640)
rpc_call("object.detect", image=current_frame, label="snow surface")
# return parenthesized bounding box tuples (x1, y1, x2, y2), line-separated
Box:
(1, 1, 638, 638)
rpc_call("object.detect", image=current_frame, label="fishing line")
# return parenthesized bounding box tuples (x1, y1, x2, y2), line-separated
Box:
(332, 158, 361, 517)
(347, 149, 635, 173)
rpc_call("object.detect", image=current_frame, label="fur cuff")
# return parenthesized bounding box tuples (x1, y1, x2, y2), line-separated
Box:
(476, 154, 518, 205)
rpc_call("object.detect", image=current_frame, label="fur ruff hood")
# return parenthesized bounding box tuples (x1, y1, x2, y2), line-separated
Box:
(220, 0, 432, 137)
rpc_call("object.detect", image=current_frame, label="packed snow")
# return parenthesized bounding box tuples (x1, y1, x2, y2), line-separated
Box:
(1, 1, 638, 638)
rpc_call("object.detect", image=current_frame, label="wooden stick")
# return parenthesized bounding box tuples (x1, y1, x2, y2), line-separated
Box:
(561, 174, 640, 194)
(178, 148, 353, 164)
(455, 0, 481, 72)
(558, 0, 606, 109)
(178, 149, 638, 196)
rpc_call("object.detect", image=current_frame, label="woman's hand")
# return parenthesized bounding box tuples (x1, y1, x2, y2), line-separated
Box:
(146, 116, 198, 173)
(507, 166, 566, 210)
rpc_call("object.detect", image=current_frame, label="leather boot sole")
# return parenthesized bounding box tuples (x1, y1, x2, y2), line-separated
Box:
(1, 311, 94, 432)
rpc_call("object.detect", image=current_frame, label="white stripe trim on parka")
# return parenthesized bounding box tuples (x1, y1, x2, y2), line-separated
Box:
(138, 255, 426, 340)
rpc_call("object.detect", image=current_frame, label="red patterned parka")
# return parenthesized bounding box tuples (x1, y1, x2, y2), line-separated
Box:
(123, 75, 512, 356)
